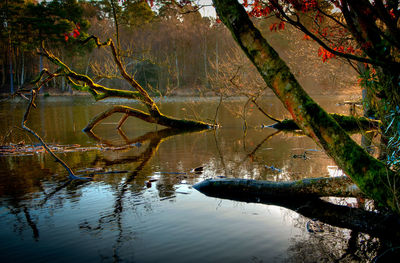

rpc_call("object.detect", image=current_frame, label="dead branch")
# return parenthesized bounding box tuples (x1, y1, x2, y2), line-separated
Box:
(36, 40, 214, 131)
(21, 89, 90, 180)
(251, 98, 281, 123)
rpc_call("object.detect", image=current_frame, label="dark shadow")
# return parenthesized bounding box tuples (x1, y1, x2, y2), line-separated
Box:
(194, 183, 400, 241)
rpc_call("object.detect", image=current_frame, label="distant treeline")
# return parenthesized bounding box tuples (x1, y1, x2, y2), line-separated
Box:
(1, 0, 357, 95)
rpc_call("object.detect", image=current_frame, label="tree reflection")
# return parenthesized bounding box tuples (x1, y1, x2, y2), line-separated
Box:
(78, 127, 209, 261)
(195, 185, 400, 261)
(2, 125, 399, 262)
(2, 127, 207, 249)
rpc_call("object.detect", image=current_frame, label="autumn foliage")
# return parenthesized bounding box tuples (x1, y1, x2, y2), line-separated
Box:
(64, 24, 81, 41)
(239, 0, 398, 64)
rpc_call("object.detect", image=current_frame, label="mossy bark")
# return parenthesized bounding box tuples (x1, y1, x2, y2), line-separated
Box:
(194, 177, 364, 198)
(213, 0, 399, 213)
(83, 105, 213, 131)
(270, 113, 380, 132)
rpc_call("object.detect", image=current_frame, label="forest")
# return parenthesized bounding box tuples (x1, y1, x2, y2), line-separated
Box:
(1, 0, 356, 96)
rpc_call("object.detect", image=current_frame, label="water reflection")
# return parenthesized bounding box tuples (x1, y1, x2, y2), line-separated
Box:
(0, 96, 398, 262)
(196, 184, 400, 262)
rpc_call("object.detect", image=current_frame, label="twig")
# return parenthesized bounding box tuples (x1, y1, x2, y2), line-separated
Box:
(251, 98, 281, 123)
(213, 93, 223, 126)
(21, 89, 90, 180)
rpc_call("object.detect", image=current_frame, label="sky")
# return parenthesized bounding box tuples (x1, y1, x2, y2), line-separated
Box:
(195, 0, 217, 18)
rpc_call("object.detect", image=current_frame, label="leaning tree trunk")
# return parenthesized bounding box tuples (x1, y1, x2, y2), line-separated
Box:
(212, 0, 399, 213)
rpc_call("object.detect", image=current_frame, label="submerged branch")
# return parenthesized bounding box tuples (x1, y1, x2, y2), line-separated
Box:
(251, 99, 281, 123)
(21, 90, 90, 180)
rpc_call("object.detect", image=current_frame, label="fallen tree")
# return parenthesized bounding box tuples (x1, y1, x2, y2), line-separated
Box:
(194, 177, 364, 198)
(252, 98, 380, 132)
(30, 39, 214, 132)
(16, 38, 214, 180)
(193, 177, 400, 240)
(268, 113, 380, 132)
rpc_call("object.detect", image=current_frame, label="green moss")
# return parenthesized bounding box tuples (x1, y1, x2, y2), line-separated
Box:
(269, 114, 378, 133)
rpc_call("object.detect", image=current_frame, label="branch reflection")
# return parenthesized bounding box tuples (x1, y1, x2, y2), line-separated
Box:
(79, 127, 210, 260)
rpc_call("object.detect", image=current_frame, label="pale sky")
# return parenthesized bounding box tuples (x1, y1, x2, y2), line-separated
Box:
(196, 0, 217, 18)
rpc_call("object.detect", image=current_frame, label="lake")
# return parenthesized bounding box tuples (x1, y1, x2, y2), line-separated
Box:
(0, 95, 391, 262)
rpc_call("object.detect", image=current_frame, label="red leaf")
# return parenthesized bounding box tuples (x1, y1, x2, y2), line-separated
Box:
(278, 21, 285, 30)
(346, 46, 355, 54)
(72, 29, 80, 38)
(389, 9, 395, 19)
(318, 47, 323, 56)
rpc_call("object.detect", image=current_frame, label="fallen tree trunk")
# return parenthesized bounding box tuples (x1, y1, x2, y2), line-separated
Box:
(269, 114, 381, 132)
(194, 178, 400, 240)
(83, 105, 213, 131)
(32, 40, 214, 132)
(252, 99, 380, 132)
(193, 177, 364, 198)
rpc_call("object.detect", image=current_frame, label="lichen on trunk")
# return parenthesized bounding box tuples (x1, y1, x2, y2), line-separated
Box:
(212, 0, 399, 214)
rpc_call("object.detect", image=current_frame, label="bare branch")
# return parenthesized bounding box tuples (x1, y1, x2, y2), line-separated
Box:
(21, 89, 90, 180)
(269, 0, 399, 67)
(251, 98, 281, 123)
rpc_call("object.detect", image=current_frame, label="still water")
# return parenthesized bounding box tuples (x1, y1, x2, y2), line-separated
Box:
(0, 95, 389, 262)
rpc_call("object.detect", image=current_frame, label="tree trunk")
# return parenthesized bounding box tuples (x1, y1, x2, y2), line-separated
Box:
(8, 40, 14, 94)
(216, 34, 219, 77)
(39, 54, 43, 94)
(194, 177, 400, 240)
(194, 177, 364, 198)
(1, 54, 6, 89)
(212, 0, 399, 213)
(20, 50, 25, 87)
(61, 77, 65, 92)
(203, 32, 208, 85)
(269, 113, 380, 132)
(174, 45, 180, 89)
